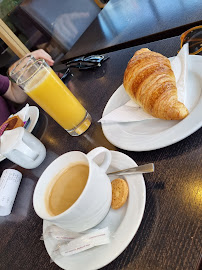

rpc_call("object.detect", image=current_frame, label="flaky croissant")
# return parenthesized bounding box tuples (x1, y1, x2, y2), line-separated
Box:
(123, 48, 189, 120)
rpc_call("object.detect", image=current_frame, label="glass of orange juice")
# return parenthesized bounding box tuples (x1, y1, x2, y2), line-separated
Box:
(9, 56, 91, 136)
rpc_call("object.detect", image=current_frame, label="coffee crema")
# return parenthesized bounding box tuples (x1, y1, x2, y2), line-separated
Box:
(46, 163, 89, 216)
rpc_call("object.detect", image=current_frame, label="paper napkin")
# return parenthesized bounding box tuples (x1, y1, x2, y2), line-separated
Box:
(99, 44, 188, 123)
(15, 103, 30, 122)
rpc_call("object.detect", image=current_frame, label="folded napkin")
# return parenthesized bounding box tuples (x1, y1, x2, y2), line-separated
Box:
(99, 44, 188, 123)
(15, 103, 30, 122)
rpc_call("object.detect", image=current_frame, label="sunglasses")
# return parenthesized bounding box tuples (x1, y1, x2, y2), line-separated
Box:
(180, 25, 202, 55)
(60, 55, 109, 81)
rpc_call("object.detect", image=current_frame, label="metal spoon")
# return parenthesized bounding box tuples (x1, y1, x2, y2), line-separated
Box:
(107, 163, 154, 176)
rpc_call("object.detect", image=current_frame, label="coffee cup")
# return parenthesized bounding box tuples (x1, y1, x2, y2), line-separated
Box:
(33, 147, 112, 232)
(0, 127, 46, 169)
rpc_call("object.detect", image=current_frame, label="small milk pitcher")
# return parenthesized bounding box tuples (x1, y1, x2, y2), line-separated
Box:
(0, 127, 46, 169)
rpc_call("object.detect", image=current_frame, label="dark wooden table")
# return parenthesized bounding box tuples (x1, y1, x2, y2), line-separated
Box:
(62, 0, 202, 62)
(0, 35, 201, 270)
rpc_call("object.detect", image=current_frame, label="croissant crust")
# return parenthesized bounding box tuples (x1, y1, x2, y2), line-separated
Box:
(123, 48, 189, 120)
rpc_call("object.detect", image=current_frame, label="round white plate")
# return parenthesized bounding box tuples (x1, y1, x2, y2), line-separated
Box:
(43, 150, 146, 270)
(101, 55, 202, 151)
(0, 106, 39, 162)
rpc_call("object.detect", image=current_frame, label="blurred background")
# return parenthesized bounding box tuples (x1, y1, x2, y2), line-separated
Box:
(0, 0, 109, 75)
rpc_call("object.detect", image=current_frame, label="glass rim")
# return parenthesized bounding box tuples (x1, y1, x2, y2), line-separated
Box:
(16, 58, 46, 86)
(9, 55, 35, 77)
(180, 25, 202, 55)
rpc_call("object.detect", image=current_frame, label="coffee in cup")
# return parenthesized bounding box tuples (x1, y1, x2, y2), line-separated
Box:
(45, 162, 89, 216)
(33, 147, 112, 232)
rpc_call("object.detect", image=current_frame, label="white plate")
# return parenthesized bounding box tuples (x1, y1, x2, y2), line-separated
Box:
(101, 55, 202, 151)
(0, 106, 39, 162)
(43, 150, 146, 270)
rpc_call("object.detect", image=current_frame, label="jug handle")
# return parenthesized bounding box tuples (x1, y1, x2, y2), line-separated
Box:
(14, 139, 38, 160)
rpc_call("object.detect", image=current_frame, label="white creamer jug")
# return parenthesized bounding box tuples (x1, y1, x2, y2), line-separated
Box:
(0, 127, 46, 169)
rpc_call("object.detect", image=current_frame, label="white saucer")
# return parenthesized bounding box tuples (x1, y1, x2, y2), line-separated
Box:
(101, 55, 202, 151)
(43, 150, 146, 270)
(24, 106, 39, 133)
(0, 106, 39, 162)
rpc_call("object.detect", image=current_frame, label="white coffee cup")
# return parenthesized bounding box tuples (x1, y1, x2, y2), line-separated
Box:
(0, 127, 46, 169)
(33, 147, 112, 232)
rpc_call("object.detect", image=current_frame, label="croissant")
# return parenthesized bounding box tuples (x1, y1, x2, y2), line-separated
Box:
(123, 48, 189, 120)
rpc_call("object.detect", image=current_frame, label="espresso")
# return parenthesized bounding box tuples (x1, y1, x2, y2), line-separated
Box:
(46, 163, 89, 216)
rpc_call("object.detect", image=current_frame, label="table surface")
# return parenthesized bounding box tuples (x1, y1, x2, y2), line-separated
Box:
(62, 0, 202, 62)
(19, 0, 101, 52)
(0, 35, 202, 270)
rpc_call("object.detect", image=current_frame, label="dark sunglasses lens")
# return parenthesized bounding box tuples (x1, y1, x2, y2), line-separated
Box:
(61, 68, 70, 81)
(84, 55, 104, 62)
(182, 28, 202, 54)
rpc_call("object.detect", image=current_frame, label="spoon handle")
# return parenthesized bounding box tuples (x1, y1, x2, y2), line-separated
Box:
(107, 163, 154, 176)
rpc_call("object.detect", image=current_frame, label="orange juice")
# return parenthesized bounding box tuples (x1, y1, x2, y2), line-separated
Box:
(24, 67, 86, 131)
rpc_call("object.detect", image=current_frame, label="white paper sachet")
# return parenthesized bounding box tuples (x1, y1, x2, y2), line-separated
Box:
(52, 227, 110, 257)
(0, 169, 22, 216)
(99, 44, 188, 123)
(42, 224, 82, 241)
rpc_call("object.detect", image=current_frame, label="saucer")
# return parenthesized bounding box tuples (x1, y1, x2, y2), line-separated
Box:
(101, 55, 202, 151)
(43, 150, 146, 270)
(0, 106, 39, 162)
(23, 106, 39, 133)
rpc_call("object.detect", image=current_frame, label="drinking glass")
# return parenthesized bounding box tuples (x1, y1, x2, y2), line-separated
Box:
(180, 25, 202, 55)
(9, 56, 91, 136)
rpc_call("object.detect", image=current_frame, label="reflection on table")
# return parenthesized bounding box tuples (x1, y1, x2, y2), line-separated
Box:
(63, 0, 202, 61)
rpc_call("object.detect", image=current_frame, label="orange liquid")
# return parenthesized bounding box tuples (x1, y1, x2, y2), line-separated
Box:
(25, 67, 86, 130)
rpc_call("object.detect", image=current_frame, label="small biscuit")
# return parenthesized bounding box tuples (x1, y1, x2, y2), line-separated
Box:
(111, 178, 129, 209)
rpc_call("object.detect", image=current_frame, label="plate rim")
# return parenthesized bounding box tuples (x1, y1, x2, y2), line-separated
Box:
(27, 106, 39, 133)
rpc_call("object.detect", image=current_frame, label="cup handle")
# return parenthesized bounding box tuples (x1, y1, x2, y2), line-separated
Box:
(14, 139, 38, 160)
(87, 147, 111, 172)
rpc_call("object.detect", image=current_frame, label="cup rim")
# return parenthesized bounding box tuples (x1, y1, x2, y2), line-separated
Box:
(33, 151, 93, 221)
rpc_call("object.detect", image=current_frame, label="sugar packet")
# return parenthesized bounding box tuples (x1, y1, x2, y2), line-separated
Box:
(41, 224, 82, 241)
(52, 227, 110, 258)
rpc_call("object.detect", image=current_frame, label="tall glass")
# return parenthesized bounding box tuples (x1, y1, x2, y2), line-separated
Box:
(9, 57, 91, 136)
